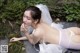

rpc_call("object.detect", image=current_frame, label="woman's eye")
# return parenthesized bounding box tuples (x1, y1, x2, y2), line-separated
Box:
(27, 18, 31, 20)
(26, 17, 31, 20)
(23, 15, 31, 20)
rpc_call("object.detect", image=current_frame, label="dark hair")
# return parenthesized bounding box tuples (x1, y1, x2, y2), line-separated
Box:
(25, 6, 41, 23)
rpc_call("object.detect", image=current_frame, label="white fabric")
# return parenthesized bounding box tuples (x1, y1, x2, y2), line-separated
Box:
(39, 43, 63, 53)
(36, 4, 63, 29)
(51, 22, 63, 30)
(36, 4, 53, 25)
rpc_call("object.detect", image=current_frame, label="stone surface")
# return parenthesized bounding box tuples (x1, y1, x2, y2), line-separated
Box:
(0, 38, 8, 53)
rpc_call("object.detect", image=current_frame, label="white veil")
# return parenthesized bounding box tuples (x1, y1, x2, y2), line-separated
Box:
(35, 4, 53, 25)
(35, 4, 63, 29)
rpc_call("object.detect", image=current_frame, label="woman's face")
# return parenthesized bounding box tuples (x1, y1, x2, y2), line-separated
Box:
(23, 11, 32, 26)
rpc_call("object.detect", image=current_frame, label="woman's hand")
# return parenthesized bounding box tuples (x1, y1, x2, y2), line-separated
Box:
(10, 37, 19, 42)
(20, 23, 28, 33)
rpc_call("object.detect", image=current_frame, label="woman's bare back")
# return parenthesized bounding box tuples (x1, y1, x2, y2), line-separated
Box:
(37, 23, 60, 44)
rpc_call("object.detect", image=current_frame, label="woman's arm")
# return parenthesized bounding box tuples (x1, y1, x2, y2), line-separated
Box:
(24, 33, 40, 44)
(10, 36, 27, 42)
(24, 29, 41, 44)
(16, 36, 27, 40)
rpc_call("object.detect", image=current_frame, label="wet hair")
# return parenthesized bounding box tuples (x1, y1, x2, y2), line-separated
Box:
(25, 6, 41, 23)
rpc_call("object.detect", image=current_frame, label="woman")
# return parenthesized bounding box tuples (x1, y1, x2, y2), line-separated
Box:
(10, 4, 54, 42)
(10, 6, 80, 50)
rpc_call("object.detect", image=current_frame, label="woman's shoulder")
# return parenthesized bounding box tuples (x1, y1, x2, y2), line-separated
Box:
(32, 28, 43, 36)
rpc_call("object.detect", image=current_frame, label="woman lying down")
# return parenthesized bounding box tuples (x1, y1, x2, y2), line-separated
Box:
(10, 6, 80, 50)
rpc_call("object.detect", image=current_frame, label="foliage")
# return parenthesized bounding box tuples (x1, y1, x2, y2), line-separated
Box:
(0, 21, 21, 39)
(63, 2, 80, 22)
(0, 0, 80, 22)
(0, 0, 26, 22)
(0, 0, 47, 22)
(51, 0, 80, 22)
(8, 41, 24, 53)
